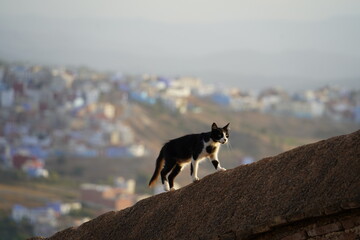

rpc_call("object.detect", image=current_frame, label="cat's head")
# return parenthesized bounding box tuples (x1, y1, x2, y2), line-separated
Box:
(211, 122, 230, 144)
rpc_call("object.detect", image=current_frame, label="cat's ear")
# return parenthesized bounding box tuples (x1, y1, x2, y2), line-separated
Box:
(211, 122, 218, 130)
(223, 123, 230, 130)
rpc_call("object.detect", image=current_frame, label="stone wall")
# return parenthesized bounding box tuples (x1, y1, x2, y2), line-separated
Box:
(249, 209, 360, 240)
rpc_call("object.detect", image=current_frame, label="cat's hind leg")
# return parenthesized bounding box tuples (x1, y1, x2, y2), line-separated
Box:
(191, 158, 200, 182)
(161, 160, 175, 191)
(168, 164, 182, 191)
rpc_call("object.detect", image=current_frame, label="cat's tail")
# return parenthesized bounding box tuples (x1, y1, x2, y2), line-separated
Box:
(148, 148, 164, 187)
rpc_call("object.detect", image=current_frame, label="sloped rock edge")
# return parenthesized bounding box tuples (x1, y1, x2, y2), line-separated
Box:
(30, 130, 360, 240)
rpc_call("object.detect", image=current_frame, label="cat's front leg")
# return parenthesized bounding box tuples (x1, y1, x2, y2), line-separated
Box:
(211, 159, 226, 172)
(210, 152, 226, 172)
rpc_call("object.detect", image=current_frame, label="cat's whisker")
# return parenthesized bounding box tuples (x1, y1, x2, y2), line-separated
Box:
(226, 141, 233, 152)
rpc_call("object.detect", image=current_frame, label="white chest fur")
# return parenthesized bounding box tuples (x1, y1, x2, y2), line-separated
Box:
(198, 141, 220, 160)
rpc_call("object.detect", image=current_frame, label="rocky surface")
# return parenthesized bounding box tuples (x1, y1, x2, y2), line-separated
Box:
(29, 130, 360, 240)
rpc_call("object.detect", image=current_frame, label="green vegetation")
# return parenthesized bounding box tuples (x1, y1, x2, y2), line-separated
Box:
(68, 207, 96, 219)
(135, 171, 153, 195)
(0, 211, 33, 240)
(0, 169, 27, 184)
(0, 168, 79, 188)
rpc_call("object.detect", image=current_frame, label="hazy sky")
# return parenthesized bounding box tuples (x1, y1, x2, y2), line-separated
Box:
(1, 0, 360, 22)
(1, 0, 360, 90)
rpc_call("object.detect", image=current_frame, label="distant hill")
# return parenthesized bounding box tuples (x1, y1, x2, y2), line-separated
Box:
(188, 50, 360, 90)
(45, 98, 360, 188)
(30, 130, 360, 240)
(1, 15, 360, 90)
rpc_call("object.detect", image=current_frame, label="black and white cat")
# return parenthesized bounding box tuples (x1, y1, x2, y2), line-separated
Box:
(149, 122, 230, 191)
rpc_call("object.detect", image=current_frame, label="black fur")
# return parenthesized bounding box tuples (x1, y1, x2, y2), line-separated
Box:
(149, 122, 230, 191)
(212, 160, 219, 169)
(206, 145, 215, 154)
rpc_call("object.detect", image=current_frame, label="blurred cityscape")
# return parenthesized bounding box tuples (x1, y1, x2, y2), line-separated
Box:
(0, 61, 359, 238)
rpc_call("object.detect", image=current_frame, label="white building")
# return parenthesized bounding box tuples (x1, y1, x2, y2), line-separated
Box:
(114, 177, 136, 194)
(0, 88, 14, 107)
(12, 204, 57, 226)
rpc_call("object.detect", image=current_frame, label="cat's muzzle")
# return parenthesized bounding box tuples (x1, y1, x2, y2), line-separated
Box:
(220, 139, 228, 144)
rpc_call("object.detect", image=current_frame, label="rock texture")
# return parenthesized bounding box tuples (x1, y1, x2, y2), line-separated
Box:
(30, 130, 360, 240)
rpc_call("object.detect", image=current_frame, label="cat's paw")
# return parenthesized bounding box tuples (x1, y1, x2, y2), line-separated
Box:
(170, 187, 176, 191)
(163, 182, 170, 191)
(217, 167, 226, 172)
(193, 177, 200, 182)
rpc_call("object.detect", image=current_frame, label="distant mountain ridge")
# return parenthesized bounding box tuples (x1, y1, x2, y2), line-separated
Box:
(29, 130, 360, 240)
(1, 15, 360, 90)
